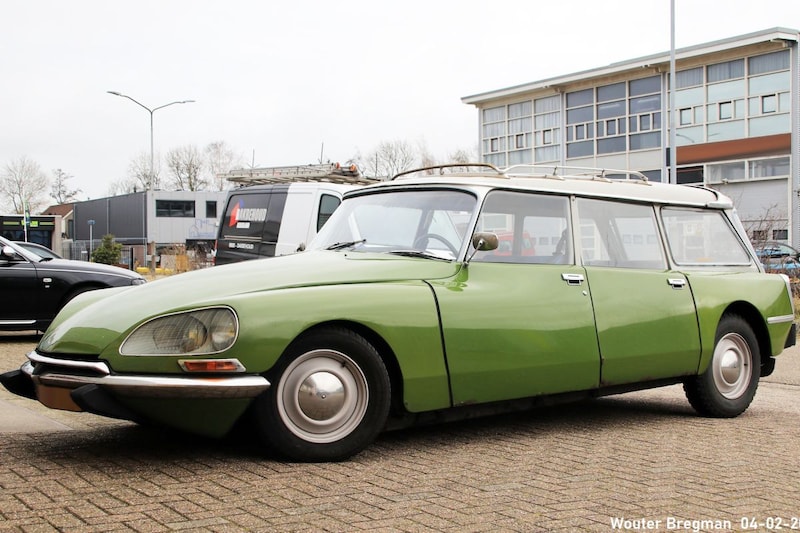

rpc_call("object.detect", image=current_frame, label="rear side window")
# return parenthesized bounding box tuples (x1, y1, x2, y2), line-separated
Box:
(577, 199, 665, 269)
(662, 208, 751, 265)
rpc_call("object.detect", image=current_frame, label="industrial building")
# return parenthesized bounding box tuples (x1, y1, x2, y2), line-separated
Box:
(462, 27, 799, 247)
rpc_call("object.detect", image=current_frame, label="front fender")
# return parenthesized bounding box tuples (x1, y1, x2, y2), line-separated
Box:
(104, 281, 451, 413)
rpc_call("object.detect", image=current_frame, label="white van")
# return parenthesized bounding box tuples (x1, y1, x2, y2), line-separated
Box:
(214, 182, 361, 265)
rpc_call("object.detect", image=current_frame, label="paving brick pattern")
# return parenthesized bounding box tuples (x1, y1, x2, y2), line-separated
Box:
(1, 334, 799, 532)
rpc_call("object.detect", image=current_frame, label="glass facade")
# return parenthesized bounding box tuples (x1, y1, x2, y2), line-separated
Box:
(478, 48, 792, 169)
(675, 49, 791, 145)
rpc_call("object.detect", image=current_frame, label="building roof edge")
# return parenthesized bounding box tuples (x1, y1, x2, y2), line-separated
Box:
(461, 27, 799, 105)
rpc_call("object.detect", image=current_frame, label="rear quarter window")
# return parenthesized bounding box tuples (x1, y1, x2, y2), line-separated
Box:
(661, 207, 751, 266)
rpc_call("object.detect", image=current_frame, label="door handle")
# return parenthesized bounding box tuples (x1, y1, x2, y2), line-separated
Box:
(561, 273, 585, 286)
(667, 278, 686, 289)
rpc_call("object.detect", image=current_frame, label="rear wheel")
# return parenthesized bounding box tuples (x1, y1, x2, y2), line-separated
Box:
(684, 314, 760, 417)
(253, 327, 391, 462)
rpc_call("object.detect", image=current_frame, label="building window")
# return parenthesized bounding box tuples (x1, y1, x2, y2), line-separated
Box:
(481, 101, 533, 167)
(749, 157, 790, 179)
(156, 200, 195, 217)
(679, 108, 693, 125)
(761, 94, 777, 114)
(749, 50, 789, 75)
(773, 229, 789, 240)
(719, 101, 733, 120)
(205, 201, 217, 219)
(534, 95, 561, 162)
(707, 59, 744, 82)
(676, 67, 703, 89)
(752, 229, 768, 241)
(707, 156, 789, 184)
(676, 166, 703, 184)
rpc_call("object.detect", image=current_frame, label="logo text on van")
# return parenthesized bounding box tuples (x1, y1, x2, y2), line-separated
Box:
(230, 200, 268, 227)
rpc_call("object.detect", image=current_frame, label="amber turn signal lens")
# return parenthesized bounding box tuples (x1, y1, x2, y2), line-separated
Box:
(178, 359, 245, 373)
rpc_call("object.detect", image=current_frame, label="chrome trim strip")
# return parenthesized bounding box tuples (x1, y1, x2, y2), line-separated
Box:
(25, 351, 270, 399)
(0, 319, 37, 326)
(29, 351, 110, 374)
(767, 315, 795, 325)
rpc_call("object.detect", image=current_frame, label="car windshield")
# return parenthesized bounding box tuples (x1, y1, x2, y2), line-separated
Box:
(309, 189, 477, 260)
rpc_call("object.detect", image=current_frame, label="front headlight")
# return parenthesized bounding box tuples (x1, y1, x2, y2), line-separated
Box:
(120, 307, 238, 356)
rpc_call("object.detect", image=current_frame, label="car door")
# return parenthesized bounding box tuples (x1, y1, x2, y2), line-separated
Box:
(432, 191, 601, 406)
(0, 247, 41, 327)
(576, 198, 701, 386)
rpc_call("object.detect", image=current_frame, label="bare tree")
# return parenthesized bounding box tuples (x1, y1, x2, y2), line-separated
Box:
(165, 145, 207, 191)
(204, 141, 242, 191)
(50, 168, 81, 204)
(1, 156, 50, 214)
(107, 177, 139, 196)
(127, 151, 162, 191)
(743, 203, 787, 248)
(361, 140, 417, 180)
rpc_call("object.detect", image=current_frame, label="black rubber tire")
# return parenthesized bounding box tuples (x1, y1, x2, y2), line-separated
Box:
(253, 327, 391, 462)
(684, 314, 760, 418)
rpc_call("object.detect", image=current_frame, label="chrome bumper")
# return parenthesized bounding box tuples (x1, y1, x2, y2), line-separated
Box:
(24, 351, 270, 400)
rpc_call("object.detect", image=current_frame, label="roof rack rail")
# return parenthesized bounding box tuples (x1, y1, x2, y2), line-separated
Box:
(503, 165, 650, 183)
(391, 163, 504, 181)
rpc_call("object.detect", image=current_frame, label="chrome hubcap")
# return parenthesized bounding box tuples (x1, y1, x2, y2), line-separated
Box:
(712, 332, 752, 399)
(277, 349, 368, 443)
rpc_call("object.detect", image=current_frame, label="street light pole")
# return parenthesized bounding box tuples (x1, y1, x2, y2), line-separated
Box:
(106, 91, 195, 190)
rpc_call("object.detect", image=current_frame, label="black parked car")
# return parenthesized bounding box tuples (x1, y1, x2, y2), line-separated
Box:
(0, 236, 145, 332)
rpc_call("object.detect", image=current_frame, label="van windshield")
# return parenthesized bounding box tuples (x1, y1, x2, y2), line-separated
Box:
(308, 189, 477, 260)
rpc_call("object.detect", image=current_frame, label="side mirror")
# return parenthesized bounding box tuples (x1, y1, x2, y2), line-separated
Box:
(471, 232, 499, 252)
(465, 232, 499, 265)
(2, 245, 20, 261)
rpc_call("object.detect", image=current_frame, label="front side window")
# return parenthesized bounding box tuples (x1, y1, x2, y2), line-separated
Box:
(577, 199, 665, 270)
(309, 190, 476, 260)
(472, 191, 571, 264)
(662, 208, 751, 266)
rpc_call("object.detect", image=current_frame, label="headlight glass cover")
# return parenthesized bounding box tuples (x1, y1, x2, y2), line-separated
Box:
(120, 307, 238, 356)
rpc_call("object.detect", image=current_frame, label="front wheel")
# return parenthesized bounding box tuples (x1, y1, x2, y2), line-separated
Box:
(684, 314, 760, 418)
(253, 327, 391, 462)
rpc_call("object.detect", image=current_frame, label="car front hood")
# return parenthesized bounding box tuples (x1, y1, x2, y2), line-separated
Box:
(38, 251, 461, 355)
(37, 258, 144, 280)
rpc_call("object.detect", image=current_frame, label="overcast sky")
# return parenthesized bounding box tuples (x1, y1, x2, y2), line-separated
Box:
(2, 0, 799, 202)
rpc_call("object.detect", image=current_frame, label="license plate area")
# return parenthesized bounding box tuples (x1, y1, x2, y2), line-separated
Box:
(36, 384, 83, 412)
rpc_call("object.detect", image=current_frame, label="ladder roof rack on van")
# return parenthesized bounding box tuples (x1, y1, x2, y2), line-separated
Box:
(222, 163, 378, 186)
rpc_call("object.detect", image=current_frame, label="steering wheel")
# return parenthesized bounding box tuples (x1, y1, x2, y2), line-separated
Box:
(413, 233, 458, 256)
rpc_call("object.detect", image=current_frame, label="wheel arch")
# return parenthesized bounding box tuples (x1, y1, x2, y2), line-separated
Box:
(285, 319, 406, 415)
(720, 301, 770, 368)
(58, 282, 108, 308)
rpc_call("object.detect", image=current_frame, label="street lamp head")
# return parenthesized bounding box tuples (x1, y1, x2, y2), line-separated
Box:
(107, 90, 122, 96)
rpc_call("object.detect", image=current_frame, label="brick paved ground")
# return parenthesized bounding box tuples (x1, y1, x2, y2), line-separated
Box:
(1, 332, 798, 532)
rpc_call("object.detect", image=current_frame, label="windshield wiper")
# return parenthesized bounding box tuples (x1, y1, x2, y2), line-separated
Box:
(386, 250, 451, 261)
(326, 239, 366, 251)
